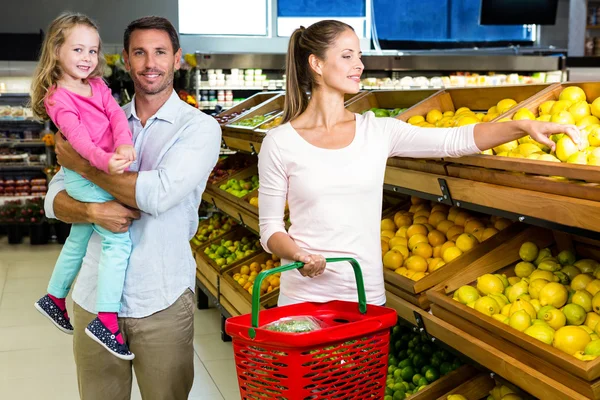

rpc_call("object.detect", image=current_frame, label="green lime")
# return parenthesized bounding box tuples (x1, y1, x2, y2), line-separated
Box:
(398, 359, 413, 369)
(421, 343, 433, 355)
(393, 369, 403, 380)
(425, 368, 440, 383)
(412, 353, 426, 369)
(440, 362, 452, 376)
(393, 391, 406, 400)
(402, 382, 410, 391)
(418, 377, 429, 387)
(388, 365, 396, 374)
(394, 340, 404, 351)
(439, 350, 451, 361)
(392, 326, 401, 337)
(418, 385, 428, 392)
(392, 383, 405, 392)
(420, 365, 432, 375)
(384, 396, 393, 400)
(414, 344, 423, 353)
(408, 383, 416, 390)
(430, 355, 441, 368)
(398, 350, 408, 360)
(412, 374, 422, 385)
(385, 387, 394, 396)
(401, 366, 415, 381)
(388, 355, 398, 366)
(406, 349, 414, 357)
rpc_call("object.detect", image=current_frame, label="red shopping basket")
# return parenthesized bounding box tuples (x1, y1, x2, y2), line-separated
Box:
(225, 257, 398, 400)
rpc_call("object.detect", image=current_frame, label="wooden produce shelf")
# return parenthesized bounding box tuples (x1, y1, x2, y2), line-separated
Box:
(384, 166, 449, 202)
(225, 94, 284, 134)
(195, 252, 220, 295)
(408, 365, 479, 400)
(216, 92, 280, 128)
(434, 373, 496, 400)
(202, 189, 259, 233)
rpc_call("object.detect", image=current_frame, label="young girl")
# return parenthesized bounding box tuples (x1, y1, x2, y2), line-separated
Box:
(32, 13, 136, 360)
(258, 20, 581, 307)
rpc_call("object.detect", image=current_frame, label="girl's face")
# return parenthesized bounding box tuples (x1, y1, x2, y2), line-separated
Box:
(58, 24, 100, 82)
(313, 29, 364, 95)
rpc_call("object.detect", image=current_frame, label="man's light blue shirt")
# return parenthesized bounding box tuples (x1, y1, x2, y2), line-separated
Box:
(45, 90, 221, 318)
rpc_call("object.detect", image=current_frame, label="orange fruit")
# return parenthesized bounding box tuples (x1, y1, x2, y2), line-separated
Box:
(432, 204, 450, 214)
(411, 272, 426, 281)
(415, 204, 431, 212)
(436, 220, 454, 234)
(240, 265, 250, 275)
(381, 218, 397, 231)
(394, 215, 413, 228)
(383, 250, 404, 270)
(411, 196, 426, 205)
(413, 216, 429, 225)
(395, 226, 409, 238)
(233, 273, 241, 281)
(249, 264, 260, 273)
(243, 282, 252, 290)
(453, 212, 471, 226)
(414, 209, 431, 219)
(464, 219, 485, 234)
(381, 240, 390, 256)
(471, 227, 485, 242)
(442, 246, 464, 263)
(427, 230, 446, 247)
(495, 218, 512, 230)
(267, 286, 274, 293)
(446, 225, 465, 240)
(407, 224, 428, 238)
(391, 245, 409, 259)
(428, 211, 448, 227)
(250, 271, 258, 277)
(270, 277, 280, 287)
(413, 243, 433, 259)
(428, 258, 446, 273)
(456, 233, 478, 252)
(248, 275, 256, 283)
(405, 255, 428, 272)
(388, 236, 407, 249)
(382, 230, 396, 240)
(266, 260, 274, 267)
(433, 245, 443, 258)
(423, 223, 436, 233)
(482, 227, 499, 240)
(408, 234, 428, 251)
(441, 241, 456, 255)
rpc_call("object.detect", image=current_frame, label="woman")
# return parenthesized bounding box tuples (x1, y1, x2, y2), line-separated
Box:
(258, 20, 580, 307)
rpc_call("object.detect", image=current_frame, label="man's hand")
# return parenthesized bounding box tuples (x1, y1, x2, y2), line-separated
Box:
(116, 144, 136, 162)
(55, 133, 90, 175)
(87, 200, 141, 233)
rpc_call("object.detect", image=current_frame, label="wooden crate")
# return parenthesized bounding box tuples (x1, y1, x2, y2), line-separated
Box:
(221, 252, 280, 310)
(208, 153, 257, 188)
(398, 84, 554, 122)
(225, 94, 285, 134)
(427, 226, 600, 382)
(434, 373, 496, 400)
(212, 165, 259, 210)
(345, 89, 440, 115)
(196, 228, 261, 274)
(215, 92, 280, 127)
(191, 213, 241, 251)
(448, 82, 600, 185)
(196, 252, 219, 294)
(405, 365, 479, 400)
(384, 218, 524, 310)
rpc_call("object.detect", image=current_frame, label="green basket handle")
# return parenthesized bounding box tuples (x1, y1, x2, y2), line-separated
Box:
(248, 257, 367, 339)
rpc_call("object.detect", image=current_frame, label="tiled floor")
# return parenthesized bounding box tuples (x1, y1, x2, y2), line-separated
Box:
(0, 237, 240, 400)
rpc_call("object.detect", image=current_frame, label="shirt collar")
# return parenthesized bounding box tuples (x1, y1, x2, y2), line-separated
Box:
(126, 90, 180, 124)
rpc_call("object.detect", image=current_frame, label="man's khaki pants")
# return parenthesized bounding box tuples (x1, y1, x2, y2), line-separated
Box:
(72, 290, 195, 400)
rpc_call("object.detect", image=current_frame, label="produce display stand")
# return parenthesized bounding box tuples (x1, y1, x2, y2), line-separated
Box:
(197, 83, 600, 399)
(215, 92, 281, 127)
(405, 365, 479, 400)
(435, 373, 496, 400)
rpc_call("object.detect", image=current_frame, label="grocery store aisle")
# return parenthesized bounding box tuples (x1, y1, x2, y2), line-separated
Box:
(0, 237, 241, 400)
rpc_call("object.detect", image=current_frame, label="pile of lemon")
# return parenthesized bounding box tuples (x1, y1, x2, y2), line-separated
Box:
(485, 86, 600, 165)
(381, 196, 512, 281)
(454, 241, 600, 360)
(448, 380, 523, 400)
(232, 256, 281, 296)
(405, 98, 519, 128)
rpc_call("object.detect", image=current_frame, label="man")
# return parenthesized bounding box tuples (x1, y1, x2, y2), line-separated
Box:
(45, 16, 221, 400)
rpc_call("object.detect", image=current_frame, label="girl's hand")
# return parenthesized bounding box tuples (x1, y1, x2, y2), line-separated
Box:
(108, 154, 132, 175)
(294, 251, 327, 278)
(116, 144, 137, 162)
(525, 121, 582, 153)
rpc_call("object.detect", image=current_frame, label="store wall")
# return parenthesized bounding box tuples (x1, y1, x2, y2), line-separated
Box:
(539, 0, 570, 49)
(0, 0, 178, 52)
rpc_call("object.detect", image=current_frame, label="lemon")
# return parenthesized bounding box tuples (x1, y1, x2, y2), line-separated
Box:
(539, 100, 556, 115)
(477, 274, 505, 295)
(572, 290, 593, 313)
(560, 265, 582, 281)
(524, 324, 555, 345)
(556, 136, 579, 162)
(586, 280, 600, 296)
(489, 293, 509, 309)
(559, 86, 587, 104)
(455, 285, 480, 304)
(539, 282, 568, 308)
(492, 314, 509, 324)
(563, 303, 587, 326)
(408, 234, 428, 251)
(474, 296, 501, 316)
(405, 255, 428, 272)
(447, 395, 468, 400)
(509, 298, 537, 319)
(495, 274, 510, 288)
(553, 326, 591, 355)
(381, 218, 396, 231)
(510, 310, 532, 332)
(492, 140, 518, 154)
(592, 97, 600, 118)
(538, 260, 561, 272)
(538, 305, 556, 319)
(508, 276, 521, 286)
(585, 340, 600, 356)
(587, 312, 600, 331)
(442, 246, 463, 263)
(501, 303, 512, 317)
(578, 116, 600, 128)
(550, 100, 573, 115)
(569, 101, 592, 124)
(592, 292, 600, 314)
(529, 279, 550, 300)
(519, 242, 539, 262)
(543, 308, 567, 330)
(426, 109, 443, 124)
(530, 299, 542, 313)
(513, 108, 535, 121)
(574, 351, 598, 361)
(507, 281, 529, 303)
(518, 294, 532, 302)
(515, 262, 535, 278)
(408, 115, 425, 125)
(572, 274, 595, 291)
(534, 248, 553, 266)
(575, 259, 600, 274)
(383, 250, 404, 270)
(455, 233, 478, 252)
(497, 98, 517, 114)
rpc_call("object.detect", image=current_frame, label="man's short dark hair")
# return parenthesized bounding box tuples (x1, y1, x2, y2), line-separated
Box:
(124, 16, 180, 53)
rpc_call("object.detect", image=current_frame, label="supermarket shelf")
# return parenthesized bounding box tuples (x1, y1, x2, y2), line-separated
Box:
(0, 164, 46, 172)
(385, 291, 588, 400)
(202, 187, 259, 234)
(197, 86, 280, 91)
(0, 140, 45, 148)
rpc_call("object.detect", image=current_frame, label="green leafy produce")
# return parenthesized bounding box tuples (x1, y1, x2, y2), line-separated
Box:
(362, 107, 407, 118)
(264, 317, 323, 333)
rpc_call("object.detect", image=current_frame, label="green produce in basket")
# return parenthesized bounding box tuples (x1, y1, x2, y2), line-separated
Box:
(263, 316, 322, 333)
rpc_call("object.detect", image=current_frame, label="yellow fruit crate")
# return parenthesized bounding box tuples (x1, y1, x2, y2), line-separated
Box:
(197, 228, 261, 274)
(432, 372, 496, 400)
(427, 226, 600, 382)
(382, 199, 523, 309)
(446, 82, 600, 202)
(213, 165, 259, 211)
